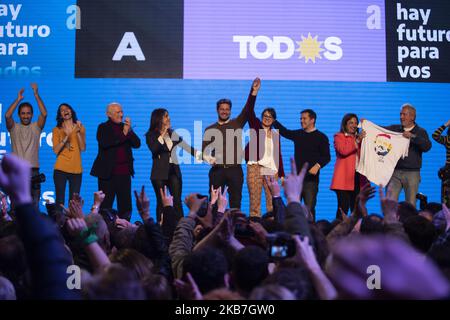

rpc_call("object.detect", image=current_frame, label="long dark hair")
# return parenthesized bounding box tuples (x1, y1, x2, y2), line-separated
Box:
(340, 113, 359, 134)
(56, 103, 78, 128)
(147, 108, 169, 135)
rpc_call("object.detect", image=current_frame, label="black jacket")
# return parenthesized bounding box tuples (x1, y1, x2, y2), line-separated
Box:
(90, 120, 141, 179)
(146, 130, 195, 181)
(385, 123, 431, 170)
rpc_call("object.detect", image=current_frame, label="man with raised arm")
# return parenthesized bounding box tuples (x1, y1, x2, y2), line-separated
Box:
(202, 78, 260, 209)
(5, 83, 48, 208)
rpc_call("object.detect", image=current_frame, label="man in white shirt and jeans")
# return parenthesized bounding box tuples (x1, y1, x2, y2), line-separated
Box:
(5, 84, 48, 209)
(385, 104, 431, 207)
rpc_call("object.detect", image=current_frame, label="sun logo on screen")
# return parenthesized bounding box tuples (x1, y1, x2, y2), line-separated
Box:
(295, 33, 324, 63)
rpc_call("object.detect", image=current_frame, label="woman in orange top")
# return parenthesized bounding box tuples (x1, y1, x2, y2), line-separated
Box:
(330, 113, 366, 219)
(52, 103, 86, 209)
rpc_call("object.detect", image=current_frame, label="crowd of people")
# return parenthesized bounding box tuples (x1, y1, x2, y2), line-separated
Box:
(0, 80, 450, 300)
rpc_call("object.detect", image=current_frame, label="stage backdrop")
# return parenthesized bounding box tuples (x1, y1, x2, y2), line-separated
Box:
(1, 0, 449, 221)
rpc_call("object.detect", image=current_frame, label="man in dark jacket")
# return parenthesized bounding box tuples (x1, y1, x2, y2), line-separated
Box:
(91, 103, 141, 220)
(273, 109, 330, 220)
(202, 79, 259, 209)
(386, 104, 431, 207)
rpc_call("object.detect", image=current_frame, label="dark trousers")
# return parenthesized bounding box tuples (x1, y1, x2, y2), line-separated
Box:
(98, 174, 132, 220)
(301, 178, 319, 221)
(31, 168, 41, 210)
(334, 190, 358, 219)
(152, 164, 183, 223)
(209, 165, 244, 209)
(53, 170, 82, 208)
(334, 173, 362, 219)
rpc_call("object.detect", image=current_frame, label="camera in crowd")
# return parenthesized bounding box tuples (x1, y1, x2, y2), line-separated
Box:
(266, 232, 296, 261)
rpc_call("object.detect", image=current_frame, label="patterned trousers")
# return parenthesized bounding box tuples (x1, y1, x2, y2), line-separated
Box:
(247, 164, 278, 217)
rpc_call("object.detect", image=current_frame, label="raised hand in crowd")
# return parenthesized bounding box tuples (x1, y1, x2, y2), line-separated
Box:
(174, 272, 203, 300)
(210, 186, 228, 226)
(327, 185, 375, 243)
(160, 186, 174, 208)
(93, 190, 105, 205)
(351, 218, 362, 234)
(291, 235, 337, 300)
(66, 217, 111, 272)
(67, 194, 84, 219)
(218, 211, 245, 251)
(354, 183, 376, 219)
(72, 192, 84, 206)
(215, 211, 234, 244)
(248, 220, 268, 247)
(339, 207, 351, 224)
(283, 157, 308, 204)
(264, 175, 281, 198)
(115, 217, 134, 229)
(194, 210, 244, 253)
(184, 193, 207, 218)
(91, 190, 105, 214)
(293, 235, 337, 300)
(0, 154, 32, 206)
(210, 185, 220, 206)
(134, 185, 150, 221)
(217, 186, 228, 213)
(66, 217, 88, 237)
(445, 120, 450, 127)
(292, 235, 321, 272)
(379, 185, 398, 223)
(159, 186, 176, 227)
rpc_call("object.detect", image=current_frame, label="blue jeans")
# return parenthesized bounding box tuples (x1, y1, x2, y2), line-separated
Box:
(53, 170, 82, 209)
(387, 169, 421, 207)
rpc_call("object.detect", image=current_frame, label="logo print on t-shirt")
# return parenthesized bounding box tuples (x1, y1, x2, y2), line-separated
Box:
(374, 133, 393, 161)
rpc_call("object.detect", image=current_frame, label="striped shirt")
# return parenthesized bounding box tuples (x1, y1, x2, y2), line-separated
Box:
(432, 125, 450, 165)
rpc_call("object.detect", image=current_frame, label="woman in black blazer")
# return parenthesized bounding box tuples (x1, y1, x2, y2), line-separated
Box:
(146, 108, 198, 222)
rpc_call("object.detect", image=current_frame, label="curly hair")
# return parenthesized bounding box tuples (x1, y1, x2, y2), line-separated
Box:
(56, 103, 78, 128)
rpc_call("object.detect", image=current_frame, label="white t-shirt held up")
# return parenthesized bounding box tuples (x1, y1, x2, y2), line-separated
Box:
(356, 120, 410, 187)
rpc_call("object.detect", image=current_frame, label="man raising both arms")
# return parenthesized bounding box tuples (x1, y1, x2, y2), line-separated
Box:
(5, 83, 48, 208)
